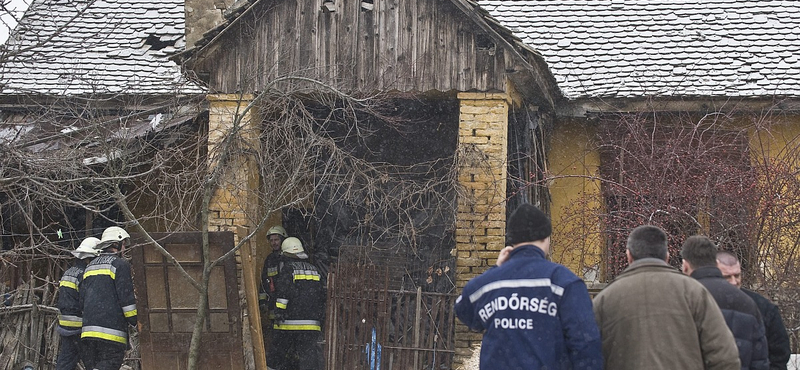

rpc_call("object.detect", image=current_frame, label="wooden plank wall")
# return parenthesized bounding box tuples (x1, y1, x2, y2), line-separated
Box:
(199, 0, 508, 94)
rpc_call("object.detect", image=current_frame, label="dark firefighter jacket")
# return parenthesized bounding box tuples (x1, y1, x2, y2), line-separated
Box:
(80, 254, 138, 345)
(272, 256, 325, 332)
(57, 259, 89, 336)
(259, 251, 283, 317)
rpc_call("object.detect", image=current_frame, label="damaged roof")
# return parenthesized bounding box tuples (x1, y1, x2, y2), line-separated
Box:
(6, 0, 797, 102)
(481, 0, 800, 100)
(0, 100, 203, 153)
(0, 0, 204, 96)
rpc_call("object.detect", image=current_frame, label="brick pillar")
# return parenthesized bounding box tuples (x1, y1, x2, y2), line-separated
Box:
(207, 94, 259, 236)
(453, 92, 510, 367)
(207, 93, 259, 369)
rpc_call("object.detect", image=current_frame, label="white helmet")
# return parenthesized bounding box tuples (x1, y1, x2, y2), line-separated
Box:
(267, 225, 288, 238)
(71, 237, 101, 258)
(281, 237, 305, 254)
(100, 226, 130, 244)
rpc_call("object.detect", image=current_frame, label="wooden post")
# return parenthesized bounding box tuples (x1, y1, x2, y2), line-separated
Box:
(413, 286, 422, 369)
(239, 227, 267, 370)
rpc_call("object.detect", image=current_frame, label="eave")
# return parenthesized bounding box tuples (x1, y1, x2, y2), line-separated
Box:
(558, 97, 800, 117)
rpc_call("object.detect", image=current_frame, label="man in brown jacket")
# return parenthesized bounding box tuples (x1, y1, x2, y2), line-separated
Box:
(593, 225, 740, 370)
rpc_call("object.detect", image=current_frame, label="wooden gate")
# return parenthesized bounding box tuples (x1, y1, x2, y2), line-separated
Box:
(130, 231, 243, 369)
(325, 264, 456, 370)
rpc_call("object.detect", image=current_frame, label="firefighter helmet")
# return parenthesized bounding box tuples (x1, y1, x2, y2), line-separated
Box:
(71, 237, 101, 258)
(281, 237, 304, 254)
(267, 225, 288, 238)
(100, 226, 130, 244)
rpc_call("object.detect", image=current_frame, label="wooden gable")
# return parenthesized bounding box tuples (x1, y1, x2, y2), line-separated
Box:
(188, 0, 556, 106)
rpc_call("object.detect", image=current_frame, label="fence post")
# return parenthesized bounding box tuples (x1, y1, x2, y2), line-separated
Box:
(413, 286, 422, 369)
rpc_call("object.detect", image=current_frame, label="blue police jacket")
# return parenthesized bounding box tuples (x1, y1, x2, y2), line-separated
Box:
(455, 244, 603, 370)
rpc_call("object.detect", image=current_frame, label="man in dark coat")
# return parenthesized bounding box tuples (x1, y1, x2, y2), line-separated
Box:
(80, 226, 137, 370)
(56, 237, 100, 370)
(681, 235, 769, 370)
(455, 203, 603, 370)
(259, 225, 288, 350)
(718, 251, 791, 370)
(268, 237, 325, 370)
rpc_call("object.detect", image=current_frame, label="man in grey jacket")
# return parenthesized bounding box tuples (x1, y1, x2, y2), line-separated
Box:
(593, 225, 739, 370)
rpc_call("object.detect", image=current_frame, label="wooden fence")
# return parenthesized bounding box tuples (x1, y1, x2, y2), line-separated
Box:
(325, 264, 456, 370)
(0, 282, 59, 370)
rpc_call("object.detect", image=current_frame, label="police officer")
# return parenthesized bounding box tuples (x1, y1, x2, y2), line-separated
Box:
(80, 226, 137, 370)
(56, 236, 100, 370)
(454, 204, 603, 369)
(267, 237, 325, 370)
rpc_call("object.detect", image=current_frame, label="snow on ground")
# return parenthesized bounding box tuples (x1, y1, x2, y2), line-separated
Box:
(789, 355, 800, 370)
(460, 347, 800, 369)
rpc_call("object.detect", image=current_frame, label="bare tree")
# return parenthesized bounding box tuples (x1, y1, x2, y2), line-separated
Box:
(748, 111, 800, 352)
(0, 2, 462, 369)
(0, 0, 30, 45)
(0, 69, 462, 369)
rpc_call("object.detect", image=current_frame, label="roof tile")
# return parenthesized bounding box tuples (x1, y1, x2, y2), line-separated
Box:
(1, 0, 203, 96)
(481, 0, 800, 99)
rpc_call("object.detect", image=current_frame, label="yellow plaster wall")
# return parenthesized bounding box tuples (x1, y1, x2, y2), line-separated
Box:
(547, 118, 604, 282)
(748, 117, 800, 272)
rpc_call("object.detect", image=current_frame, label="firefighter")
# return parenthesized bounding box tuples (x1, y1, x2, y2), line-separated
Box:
(56, 236, 100, 370)
(259, 226, 287, 320)
(80, 226, 137, 370)
(267, 237, 325, 370)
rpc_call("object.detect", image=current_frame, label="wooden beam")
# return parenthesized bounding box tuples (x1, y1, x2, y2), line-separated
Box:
(238, 227, 267, 370)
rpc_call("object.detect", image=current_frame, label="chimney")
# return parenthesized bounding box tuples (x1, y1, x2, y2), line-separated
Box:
(184, 0, 230, 49)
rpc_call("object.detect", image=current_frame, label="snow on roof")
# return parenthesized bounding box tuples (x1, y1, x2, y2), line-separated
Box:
(480, 0, 800, 100)
(0, 0, 204, 96)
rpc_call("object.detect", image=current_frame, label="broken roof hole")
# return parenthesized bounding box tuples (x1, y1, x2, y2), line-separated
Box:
(144, 34, 175, 51)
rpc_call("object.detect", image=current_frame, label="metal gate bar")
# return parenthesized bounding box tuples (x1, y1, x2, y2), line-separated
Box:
(325, 264, 455, 370)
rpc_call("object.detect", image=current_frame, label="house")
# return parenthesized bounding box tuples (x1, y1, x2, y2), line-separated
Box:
(480, 0, 800, 277)
(3, 0, 798, 368)
(1, 0, 561, 368)
(479, 0, 800, 360)
(179, 0, 563, 367)
(0, 0, 216, 368)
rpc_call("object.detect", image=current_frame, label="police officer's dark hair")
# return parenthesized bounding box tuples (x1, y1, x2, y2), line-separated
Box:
(626, 225, 668, 261)
(681, 235, 718, 268)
